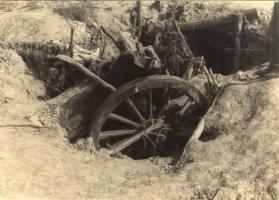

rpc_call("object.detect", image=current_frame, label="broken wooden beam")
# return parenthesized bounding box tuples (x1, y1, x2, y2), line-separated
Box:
(55, 55, 116, 92)
(173, 18, 194, 57)
(179, 8, 259, 31)
(232, 13, 243, 73)
(200, 57, 215, 85)
(208, 68, 217, 86)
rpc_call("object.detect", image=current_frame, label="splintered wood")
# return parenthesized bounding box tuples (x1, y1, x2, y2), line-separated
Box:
(174, 88, 223, 170)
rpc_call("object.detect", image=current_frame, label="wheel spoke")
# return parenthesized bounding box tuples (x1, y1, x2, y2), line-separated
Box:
(157, 88, 173, 116)
(108, 113, 141, 128)
(178, 98, 194, 116)
(99, 129, 137, 139)
(125, 98, 146, 123)
(146, 90, 153, 119)
(108, 125, 159, 156)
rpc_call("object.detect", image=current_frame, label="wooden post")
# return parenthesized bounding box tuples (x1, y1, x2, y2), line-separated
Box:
(269, 2, 279, 70)
(136, 0, 142, 39)
(232, 13, 243, 73)
(68, 27, 74, 58)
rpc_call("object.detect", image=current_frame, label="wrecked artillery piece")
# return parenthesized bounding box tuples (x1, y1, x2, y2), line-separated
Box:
(54, 52, 208, 157)
(49, 7, 260, 157)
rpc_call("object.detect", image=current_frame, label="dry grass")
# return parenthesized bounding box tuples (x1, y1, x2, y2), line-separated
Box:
(16, 42, 67, 76)
(53, 2, 97, 24)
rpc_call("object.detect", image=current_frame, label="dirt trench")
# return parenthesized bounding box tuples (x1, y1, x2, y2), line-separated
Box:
(0, 1, 278, 200)
(1, 46, 279, 200)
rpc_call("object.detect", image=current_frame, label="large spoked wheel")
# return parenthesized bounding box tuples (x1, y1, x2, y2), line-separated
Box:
(90, 75, 206, 156)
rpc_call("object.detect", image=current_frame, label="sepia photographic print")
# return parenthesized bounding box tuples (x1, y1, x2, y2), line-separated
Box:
(0, 0, 278, 199)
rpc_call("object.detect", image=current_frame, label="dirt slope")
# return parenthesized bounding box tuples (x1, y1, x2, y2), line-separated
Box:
(0, 48, 45, 103)
(0, 9, 88, 45)
(184, 75, 279, 200)
(1, 74, 279, 200)
(0, 127, 163, 200)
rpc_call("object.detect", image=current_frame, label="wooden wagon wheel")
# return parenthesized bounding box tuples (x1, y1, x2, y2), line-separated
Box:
(90, 75, 206, 156)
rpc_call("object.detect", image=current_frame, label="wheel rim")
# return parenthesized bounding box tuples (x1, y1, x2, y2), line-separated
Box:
(90, 75, 206, 156)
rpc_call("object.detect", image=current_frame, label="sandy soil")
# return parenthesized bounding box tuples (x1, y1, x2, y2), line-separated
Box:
(0, 9, 89, 45)
(0, 1, 278, 200)
(1, 56, 278, 199)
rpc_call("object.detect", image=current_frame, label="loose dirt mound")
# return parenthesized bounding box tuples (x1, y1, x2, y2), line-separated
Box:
(0, 47, 46, 130)
(183, 76, 279, 199)
(0, 9, 88, 45)
(0, 48, 45, 103)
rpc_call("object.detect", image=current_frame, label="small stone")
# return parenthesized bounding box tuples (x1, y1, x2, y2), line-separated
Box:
(213, 187, 237, 200)
(268, 182, 279, 200)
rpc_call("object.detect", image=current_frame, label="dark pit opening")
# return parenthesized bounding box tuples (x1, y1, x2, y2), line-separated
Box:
(186, 26, 234, 75)
(184, 25, 270, 75)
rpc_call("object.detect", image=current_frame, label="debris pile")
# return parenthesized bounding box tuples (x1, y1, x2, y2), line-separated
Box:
(0, 1, 274, 158)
